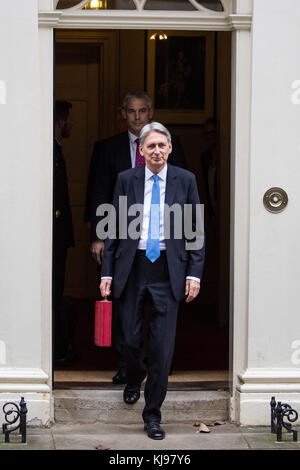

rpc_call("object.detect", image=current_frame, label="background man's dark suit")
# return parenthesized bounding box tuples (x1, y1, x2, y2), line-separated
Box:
(53, 139, 74, 362)
(201, 149, 217, 218)
(101, 163, 205, 424)
(84, 138, 106, 223)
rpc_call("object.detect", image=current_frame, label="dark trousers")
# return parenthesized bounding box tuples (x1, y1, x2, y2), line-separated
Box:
(112, 300, 127, 369)
(118, 251, 179, 423)
(53, 244, 68, 358)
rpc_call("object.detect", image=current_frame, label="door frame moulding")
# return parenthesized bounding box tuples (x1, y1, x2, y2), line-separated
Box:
(54, 0, 232, 13)
(39, 0, 251, 31)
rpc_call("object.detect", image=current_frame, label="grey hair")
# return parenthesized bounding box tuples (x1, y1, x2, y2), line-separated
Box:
(140, 122, 172, 146)
(122, 91, 152, 110)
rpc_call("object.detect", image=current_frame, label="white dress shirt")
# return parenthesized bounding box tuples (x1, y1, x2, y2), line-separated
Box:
(137, 164, 167, 250)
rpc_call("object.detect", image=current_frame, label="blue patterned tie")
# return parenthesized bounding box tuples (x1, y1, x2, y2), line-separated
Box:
(146, 174, 160, 263)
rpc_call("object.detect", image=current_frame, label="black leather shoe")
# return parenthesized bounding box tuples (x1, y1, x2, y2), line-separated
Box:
(112, 369, 128, 385)
(144, 422, 165, 440)
(123, 385, 140, 404)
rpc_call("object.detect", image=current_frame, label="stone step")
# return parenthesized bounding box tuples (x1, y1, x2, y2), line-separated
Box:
(54, 390, 230, 424)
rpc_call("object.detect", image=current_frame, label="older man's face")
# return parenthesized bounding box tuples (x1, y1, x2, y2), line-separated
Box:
(140, 130, 172, 174)
(122, 98, 153, 136)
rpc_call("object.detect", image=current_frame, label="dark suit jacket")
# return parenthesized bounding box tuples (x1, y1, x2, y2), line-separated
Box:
(54, 140, 74, 250)
(201, 149, 217, 218)
(86, 131, 187, 241)
(101, 164, 205, 301)
(84, 138, 107, 223)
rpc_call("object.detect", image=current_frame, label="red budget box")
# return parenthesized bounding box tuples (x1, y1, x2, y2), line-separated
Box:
(94, 299, 112, 347)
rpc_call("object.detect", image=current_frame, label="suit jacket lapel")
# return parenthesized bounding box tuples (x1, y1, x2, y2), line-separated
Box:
(132, 163, 177, 209)
(116, 132, 132, 171)
(165, 164, 178, 207)
(133, 165, 145, 204)
(123, 132, 132, 168)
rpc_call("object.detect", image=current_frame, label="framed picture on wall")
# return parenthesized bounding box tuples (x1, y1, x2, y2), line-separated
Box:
(147, 31, 215, 124)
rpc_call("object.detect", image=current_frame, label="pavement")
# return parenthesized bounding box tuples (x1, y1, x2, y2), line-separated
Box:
(1, 422, 300, 452)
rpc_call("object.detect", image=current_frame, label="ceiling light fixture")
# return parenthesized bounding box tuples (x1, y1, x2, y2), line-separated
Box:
(84, 0, 107, 9)
(150, 32, 168, 41)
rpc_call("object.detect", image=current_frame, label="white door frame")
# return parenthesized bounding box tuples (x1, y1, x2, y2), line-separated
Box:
(38, 0, 253, 423)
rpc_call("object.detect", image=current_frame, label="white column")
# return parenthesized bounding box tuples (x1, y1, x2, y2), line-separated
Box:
(230, 13, 252, 422)
(39, 1, 56, 425)
(0, 0, 52, 425)
(237, 0, 300, 424)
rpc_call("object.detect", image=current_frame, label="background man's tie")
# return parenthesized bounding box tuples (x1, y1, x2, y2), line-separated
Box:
(146, 174, 160, 263)
(135, 138, 145, 167)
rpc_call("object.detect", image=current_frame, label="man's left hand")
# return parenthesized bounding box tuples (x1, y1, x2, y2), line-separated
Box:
(100, 278, 112, 298)
(185, 279, 200, 303)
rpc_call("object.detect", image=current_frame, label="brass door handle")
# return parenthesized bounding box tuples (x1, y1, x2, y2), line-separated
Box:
(263, 187, 288, 213)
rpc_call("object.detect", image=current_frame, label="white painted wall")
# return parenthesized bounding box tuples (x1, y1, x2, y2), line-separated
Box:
(249, 0, 300, 368)
(0, 0, 51, 424)
(0, 1, 41, 368)
(237, 0, 300, 424)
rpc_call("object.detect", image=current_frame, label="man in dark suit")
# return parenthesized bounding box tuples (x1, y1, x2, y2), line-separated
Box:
(84, 138, 106, 224)
(100, 122, 205, 440)
(88, 91, 187, 385)
(201, 118, 218, 218)
(53, 100, 75, 366)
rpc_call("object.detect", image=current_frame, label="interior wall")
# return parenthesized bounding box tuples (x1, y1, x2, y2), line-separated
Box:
(119, 30, 145, 99)
(118, 30, 231, 167)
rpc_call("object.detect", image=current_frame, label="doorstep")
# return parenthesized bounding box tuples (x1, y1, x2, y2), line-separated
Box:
(53, 389, 230, 424)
